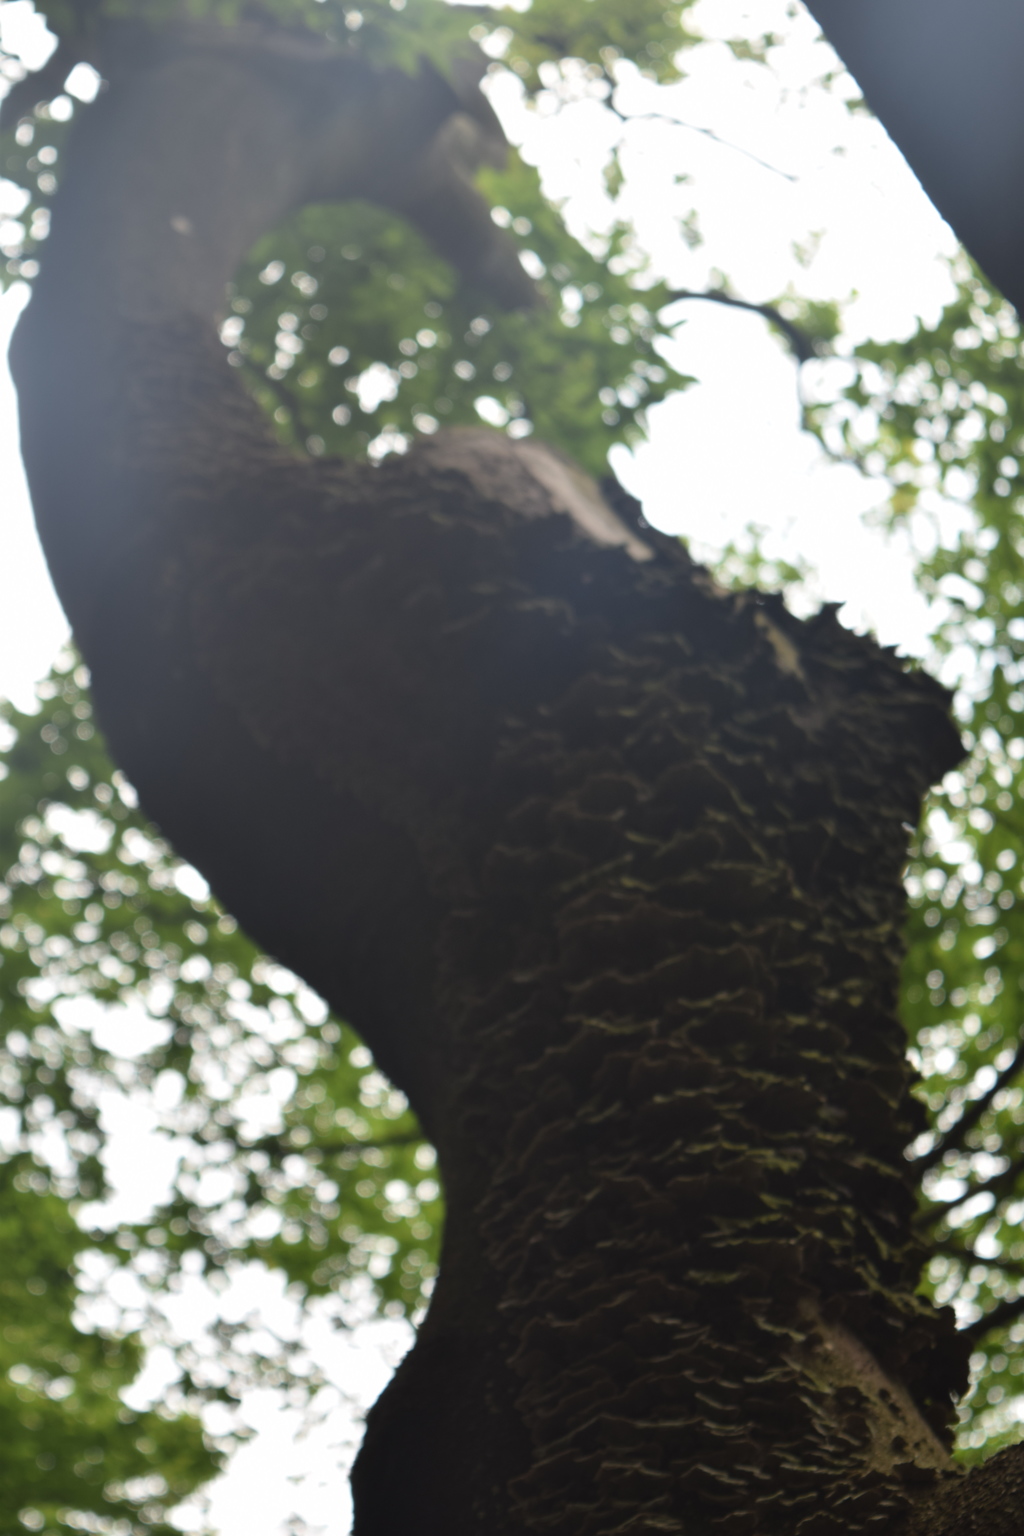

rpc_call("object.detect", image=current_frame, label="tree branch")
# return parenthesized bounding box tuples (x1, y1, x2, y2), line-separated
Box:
(931, 1246, 1024, 1282)
(658, 288, 819, 365)
(913, 1029, 1024, 1174)
(960, 1291, 1024, 1341)
(611, 108, 797, 182)
(249, 1130, 424, 1158)
(916, 1145, 1024, 1230)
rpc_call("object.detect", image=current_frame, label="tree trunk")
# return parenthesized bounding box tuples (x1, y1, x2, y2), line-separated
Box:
(10, 19, 1024, 1533)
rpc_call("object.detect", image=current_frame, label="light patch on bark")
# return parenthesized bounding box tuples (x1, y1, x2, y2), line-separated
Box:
(407, 426, 655, 560)
(754, 606, 805, 677)
(791, 1298, 952, 1477)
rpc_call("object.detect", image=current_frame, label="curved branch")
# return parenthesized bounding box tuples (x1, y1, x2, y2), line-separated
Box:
(659, 287, 819, 365)
(595, 68, 797, 183)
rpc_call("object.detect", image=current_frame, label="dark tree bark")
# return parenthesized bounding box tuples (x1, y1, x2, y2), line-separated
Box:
(10, 17, 1024, 1534)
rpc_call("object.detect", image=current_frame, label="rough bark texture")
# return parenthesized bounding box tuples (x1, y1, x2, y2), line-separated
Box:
(10, 18, 1024, 1533)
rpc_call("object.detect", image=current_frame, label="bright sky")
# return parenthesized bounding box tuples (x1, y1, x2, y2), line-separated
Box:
(0, 0, 969, 1530)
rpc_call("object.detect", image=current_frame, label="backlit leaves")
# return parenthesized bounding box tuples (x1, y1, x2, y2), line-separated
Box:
(810, 262, 1024, 1457)
(0, 1159, 217, 1536)
(229, 153, 687, 478)
(491, 0, 699, 93)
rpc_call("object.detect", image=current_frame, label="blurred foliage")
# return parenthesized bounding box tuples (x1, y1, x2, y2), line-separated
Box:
(807, 261, 1024, 1459)
(0, 1158, 217, 1536)
(229, 154, 687, 478)
(492, 0, 698, 94)
(707, 522, 815, 606)
(0, 96, 71, 283)
(5, 0, 698, 84)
